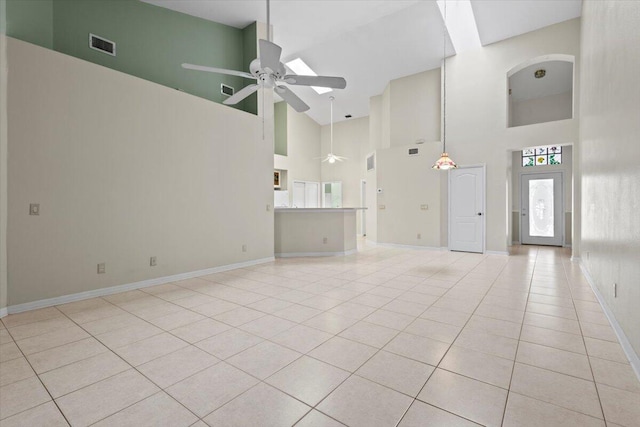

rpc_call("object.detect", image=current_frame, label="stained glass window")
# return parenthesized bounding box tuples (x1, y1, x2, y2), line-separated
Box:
(522, 146, 562, 167)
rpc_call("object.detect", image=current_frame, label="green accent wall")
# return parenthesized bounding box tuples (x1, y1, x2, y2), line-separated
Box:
(241, 22, 258, 115)
(6, 0, 53, 49)
(6, 0, 257, 114)
(274, 101, 287, 156)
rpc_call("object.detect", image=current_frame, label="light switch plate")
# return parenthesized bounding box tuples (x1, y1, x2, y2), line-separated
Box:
(29, 203, 40, 215)
(97, 263, 106, 274)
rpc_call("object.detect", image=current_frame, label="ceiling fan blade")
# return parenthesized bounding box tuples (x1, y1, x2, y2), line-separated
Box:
(259, 39, 283, 73)
(182, 63, 255, 79)
(223, 84, 260, 105)
(275, 86, 310, 112)
(283, 75, 347, 89)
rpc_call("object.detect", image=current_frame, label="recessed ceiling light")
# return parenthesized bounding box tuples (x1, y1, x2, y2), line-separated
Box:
(285, 58, 333, 95)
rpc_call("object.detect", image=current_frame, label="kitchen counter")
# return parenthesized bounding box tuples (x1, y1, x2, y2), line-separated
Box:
(274, 208, 365, 257)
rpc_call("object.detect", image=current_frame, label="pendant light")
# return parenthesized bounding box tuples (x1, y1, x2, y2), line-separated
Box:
(319, 96, 347, 163)
(433, 0, 457, 170)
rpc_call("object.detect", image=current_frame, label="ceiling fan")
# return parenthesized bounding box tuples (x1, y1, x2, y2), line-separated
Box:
(317, 96, 347, 163)
(181, 1, 346, 113)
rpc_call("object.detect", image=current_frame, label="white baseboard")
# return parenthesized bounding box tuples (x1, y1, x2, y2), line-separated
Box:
(576, 259, 640, 382)
(375, 243, 446, 251)
(275, 250, 357, 258)
(511, 241, 520, 245)
(5, 257, 275, 315)
(563, 244, 572, 248)
(0, 307, 7, 318)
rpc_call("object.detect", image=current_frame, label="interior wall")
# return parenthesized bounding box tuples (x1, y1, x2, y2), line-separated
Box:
(580, 0, 640, 358)
(274, 101, 287, 156)
(389, 68, 441, 147)
(273, 104, 321, 206)
(447, 18, 580, 253)
(511, 146, 573, 245)
(0, 1, 8, 313)
(375, 143, 442, 247)
(5, 0, 255, 113)
(7, 38, 274, 306)
(511, 90, 573, 127)
(5, 0, 53, 49)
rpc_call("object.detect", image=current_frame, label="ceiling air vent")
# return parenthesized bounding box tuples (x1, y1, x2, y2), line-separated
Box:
(89, 34, 116, 56)
(366, 154, 375, 171)
(408, 148, 419, 156)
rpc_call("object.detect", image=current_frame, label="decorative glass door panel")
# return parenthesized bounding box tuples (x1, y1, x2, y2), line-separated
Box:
(529, 179, 554, 237)
(521, 173, 563, 246)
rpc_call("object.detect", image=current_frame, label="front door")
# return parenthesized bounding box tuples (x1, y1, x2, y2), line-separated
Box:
(521, 172, 563, 246)
(449, 166, 485, 253)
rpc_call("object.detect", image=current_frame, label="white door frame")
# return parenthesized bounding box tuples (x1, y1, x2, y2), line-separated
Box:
(448, 164, 486, 253)
(520, 171, 564, 246)
(360, 179, 367, 236)
(321, 181, 343, 208)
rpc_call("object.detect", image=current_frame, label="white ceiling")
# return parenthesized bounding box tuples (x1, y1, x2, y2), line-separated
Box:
(142, 0, 582, 125)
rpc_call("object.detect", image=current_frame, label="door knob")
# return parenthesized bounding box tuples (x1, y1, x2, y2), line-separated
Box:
(477, 212, 483, 216)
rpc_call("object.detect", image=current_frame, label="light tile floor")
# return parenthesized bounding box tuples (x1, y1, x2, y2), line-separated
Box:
(1, 244, 639, 426)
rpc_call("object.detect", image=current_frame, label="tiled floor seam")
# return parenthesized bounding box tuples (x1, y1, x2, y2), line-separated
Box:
(500, 247, 537, 426)
(0, 317, 74, 426)
(562, 257, 608, 423)
(47, 305, 204, 424)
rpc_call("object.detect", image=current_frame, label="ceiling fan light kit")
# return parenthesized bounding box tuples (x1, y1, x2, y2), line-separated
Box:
(181, 0, 346, 113)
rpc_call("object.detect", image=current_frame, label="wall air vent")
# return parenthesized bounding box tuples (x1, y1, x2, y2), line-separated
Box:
(89, 34, 116, 56)
(408, 148, 419, 156)
(366, 154, 375, 171)
(221, 84, 235, 97)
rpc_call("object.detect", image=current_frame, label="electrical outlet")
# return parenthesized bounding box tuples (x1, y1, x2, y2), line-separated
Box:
(420, 204, 428, 210)
(150, 256, 157, 267)
(379, 205, 386, 210)
(323, 237, 328, 244)
(266, 204, 271, 211)
(613, 283, 617, 298)
(29, 203, 40, 215)
(417, 233, 421, 239)
(242, 244, 247, 252)
(97, 263, 106, 274)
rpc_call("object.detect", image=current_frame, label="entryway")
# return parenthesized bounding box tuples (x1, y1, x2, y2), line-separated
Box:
(521, 172, 564, 246)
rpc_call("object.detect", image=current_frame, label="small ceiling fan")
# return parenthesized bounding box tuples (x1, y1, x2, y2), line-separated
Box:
(317, 96, 347, 163)
(181, 1, 346, 113)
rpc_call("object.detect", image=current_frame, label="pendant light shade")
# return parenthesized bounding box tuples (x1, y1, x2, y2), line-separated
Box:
(432, 152, 457, 170)
(433, 0, 457, 171)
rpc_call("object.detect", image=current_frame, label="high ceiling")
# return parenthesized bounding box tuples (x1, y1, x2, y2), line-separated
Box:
(142, 0, 582, 125)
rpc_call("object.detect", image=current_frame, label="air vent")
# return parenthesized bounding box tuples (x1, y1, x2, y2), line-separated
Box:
(408, 148, 419, 156)
(89, 34, 116, 56)
(366, 154, 375, 171)
(221, 84, 234, 97)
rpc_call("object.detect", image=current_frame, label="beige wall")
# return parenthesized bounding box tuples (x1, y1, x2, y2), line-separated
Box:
(274, 104, 321, 206)
(7, 38, 274, 306)
(447, 18, 580, 253)
(389, 69, 441, 147)
(511, 91, 573, 127)
(0, 0, 8, 311)
(580, 0, 640, 357)
(376, 144, 443, 247)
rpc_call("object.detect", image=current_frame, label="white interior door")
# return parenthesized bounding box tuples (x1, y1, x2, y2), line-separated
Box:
(521, 172, 563, 246)
(449, 166, 485, 253)
(292, 181, 305, 208)
(305, 182, 319, 208)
